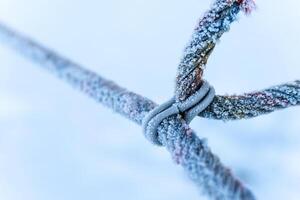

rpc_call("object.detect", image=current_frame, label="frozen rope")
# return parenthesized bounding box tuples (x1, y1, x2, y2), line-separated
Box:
(143, 80, 215, 145)
(0, 22, 256, 200)
(0, 0, 299, 198)
(143, 0, 258, 146)
(171, 0, 300, 122)
(200, 82, 300, 120)
(176, 0, 256, 101)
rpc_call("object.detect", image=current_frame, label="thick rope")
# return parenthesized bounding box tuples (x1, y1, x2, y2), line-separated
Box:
(143, 80, 215, 145)
(1, 22, 300, 200)
(142, 0, 258, 147)
(176, 0, 256, 101)
(174, 0, 300, 120)
(1, 21, 300, 199)
(0, 22, 256, 200)
(200, 82, 300, 120)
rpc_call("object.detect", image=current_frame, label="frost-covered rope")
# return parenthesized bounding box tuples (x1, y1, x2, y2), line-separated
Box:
(142, 80, 215, 145)
(0, 22, 256, 200)
(174, 0, 300, 120)
(142, 0, 263, 147)
(176, 0, 256, 101)
(200, 82, 300, 120)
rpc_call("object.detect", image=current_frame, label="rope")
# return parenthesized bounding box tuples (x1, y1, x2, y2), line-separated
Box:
(173, 0, 300, 123)
(143, 80, 215, 145)
(0, 0, 299, 199)
(200, 82, 300, 120)
(142, 0, 258, 146)
(176, 0, 256, 101)
(0, 22, 255, 200)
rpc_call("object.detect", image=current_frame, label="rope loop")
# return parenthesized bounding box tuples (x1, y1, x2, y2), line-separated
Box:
(142, 80, 215, 145)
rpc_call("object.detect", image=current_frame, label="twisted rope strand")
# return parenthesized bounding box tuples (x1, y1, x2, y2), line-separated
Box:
(176, 0, 256, 101)
(0, 23, 255, 200)
(200, 82, 300, 120)
(175, 0, 300, 121)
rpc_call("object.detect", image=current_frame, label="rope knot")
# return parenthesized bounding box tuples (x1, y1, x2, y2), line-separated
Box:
(142, 80, 215, 146)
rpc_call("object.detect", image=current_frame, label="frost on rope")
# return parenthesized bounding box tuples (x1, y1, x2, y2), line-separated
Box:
(201, 81, 300, 120)
(0, 23, 155, 124)
(176, 0, 256, 101)
(156, 115, 255, 200)
(0, 23, 256, 200)
(1, 1, 299, 199)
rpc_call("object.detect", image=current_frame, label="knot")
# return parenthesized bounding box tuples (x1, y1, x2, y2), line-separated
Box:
(142, 80, 215, 146)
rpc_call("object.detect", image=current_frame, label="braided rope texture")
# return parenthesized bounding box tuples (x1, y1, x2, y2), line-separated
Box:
(0, 0, 299, 199)
(169, 0, 300, 124)
(176, 0, 256, 101)
(201, 82, 300, 120)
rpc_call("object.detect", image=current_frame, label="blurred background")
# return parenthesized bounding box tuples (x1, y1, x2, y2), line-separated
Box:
(0, 0, 299, 199)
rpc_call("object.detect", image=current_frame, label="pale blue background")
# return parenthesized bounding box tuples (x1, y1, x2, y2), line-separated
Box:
(0, 0, 300, 199)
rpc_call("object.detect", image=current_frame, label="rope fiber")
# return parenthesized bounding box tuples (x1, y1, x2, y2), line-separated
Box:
(176, 0, 256, 101)
(0, 0, 299, 199)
